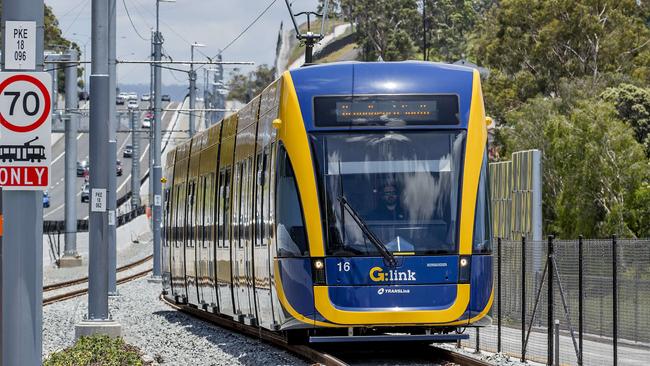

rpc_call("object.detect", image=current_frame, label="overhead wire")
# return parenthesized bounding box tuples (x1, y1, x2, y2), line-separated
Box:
(122, 0, 149, 41)
(196, 0, 278, 73)
(62, 0, 90, 36)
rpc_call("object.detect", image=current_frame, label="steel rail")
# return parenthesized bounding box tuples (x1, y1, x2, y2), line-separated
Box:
(43, 267, 152, 306)
(44, 254, 153, 292)
(160, 296, 347, 366)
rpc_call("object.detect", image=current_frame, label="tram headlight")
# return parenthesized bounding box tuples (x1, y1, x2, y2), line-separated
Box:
(312, 258, 326, 285)
(459, 255, 471, 284)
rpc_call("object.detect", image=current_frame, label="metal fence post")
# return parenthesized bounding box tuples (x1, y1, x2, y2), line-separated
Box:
(578, 235, 583, 366)
(612, 235, 618, 366)
(521, 235, 526, 362)
(475, 327, 480, 354)
(554, 319, 560, 366)
(548, 235, 554, 366)
(497, 237, 502, 353)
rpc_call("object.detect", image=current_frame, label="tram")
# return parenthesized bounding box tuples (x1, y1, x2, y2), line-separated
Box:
(163, 61, 493, 342)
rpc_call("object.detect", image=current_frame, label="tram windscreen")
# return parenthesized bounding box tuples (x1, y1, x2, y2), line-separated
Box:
(313, 95, 460, 127)
(312, 131, 465, 255)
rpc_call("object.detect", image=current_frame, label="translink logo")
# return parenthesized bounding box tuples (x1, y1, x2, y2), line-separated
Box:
(369, 266, 416, 282)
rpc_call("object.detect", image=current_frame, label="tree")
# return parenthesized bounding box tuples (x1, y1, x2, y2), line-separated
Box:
(423, 0, 494, 62)
(227, 65, 276, 103)
(502, 95, 649, 238)
(342, 0, 420, 61)
(602, 84, 650, 156)
(472, 0, 650, 96)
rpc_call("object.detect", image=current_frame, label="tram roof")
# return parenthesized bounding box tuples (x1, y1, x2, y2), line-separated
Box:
(289, 61, 476, 130)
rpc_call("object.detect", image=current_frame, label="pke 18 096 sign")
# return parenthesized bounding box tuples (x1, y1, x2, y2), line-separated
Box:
(0, 72, 52, 190)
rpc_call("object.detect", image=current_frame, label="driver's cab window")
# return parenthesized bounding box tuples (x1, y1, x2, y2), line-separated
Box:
(275, 144, 309, 257)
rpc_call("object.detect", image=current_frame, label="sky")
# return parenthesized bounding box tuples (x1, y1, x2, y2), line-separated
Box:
(46, 0, 319, 85)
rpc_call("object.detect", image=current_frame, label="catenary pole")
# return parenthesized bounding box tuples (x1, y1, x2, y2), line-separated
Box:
(1, 0, 44, 364)
(151, 0, 164, 280)
(75, 0, 121, 338)
(148, 30, 154, 211)
(107, 0, 118, 296)
(60, 48, 82, 267)
(130, 110, 141, 208)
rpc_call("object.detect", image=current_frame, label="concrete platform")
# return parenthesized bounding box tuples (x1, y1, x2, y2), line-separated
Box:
(58, 255, 82, 267)
(75, 320, 122, 339)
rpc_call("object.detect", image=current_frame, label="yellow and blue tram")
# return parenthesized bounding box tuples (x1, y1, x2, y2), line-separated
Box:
(163, 61, 493, 342)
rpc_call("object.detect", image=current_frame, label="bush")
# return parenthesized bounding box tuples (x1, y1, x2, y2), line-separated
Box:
(44, 335, 143, 366)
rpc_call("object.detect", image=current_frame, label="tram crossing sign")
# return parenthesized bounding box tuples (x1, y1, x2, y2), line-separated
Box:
(0, 72, 51, 190)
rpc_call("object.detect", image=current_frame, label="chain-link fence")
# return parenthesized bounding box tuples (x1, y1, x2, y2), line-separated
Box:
(461, 237, 650, 366)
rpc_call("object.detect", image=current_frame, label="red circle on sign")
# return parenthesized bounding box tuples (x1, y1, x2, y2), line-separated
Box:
(0, 74, 51, 133)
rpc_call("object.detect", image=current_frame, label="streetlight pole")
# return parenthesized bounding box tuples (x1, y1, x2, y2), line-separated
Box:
(189, 42, 205, 137)
(151, 0, 175, 281)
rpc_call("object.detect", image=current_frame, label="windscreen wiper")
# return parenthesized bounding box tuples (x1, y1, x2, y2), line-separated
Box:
(338, 196, 397, 267)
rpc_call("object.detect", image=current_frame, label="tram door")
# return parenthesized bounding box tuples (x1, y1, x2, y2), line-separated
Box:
(232, 100, 258, 323)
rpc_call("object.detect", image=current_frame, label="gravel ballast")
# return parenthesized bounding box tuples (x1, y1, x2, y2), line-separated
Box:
(43, 278, 305, 365)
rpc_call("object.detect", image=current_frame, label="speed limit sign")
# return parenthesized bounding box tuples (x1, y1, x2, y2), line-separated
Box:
(0, 72, 51, 190)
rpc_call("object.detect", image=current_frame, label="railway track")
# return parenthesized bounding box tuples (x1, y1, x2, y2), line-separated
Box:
(161, 296, 492, 366)
(43, 255, 153, 306)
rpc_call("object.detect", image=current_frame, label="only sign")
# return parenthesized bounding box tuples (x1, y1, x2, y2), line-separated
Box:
(0, 72, 52, 190)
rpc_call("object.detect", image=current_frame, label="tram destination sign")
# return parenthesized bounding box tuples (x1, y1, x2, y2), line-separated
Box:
(0, 72, 52, 190)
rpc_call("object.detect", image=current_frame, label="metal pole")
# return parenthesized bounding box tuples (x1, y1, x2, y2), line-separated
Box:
(547, 235, 554, 366)
(107, 0, 118, 297)
(148, 30, 154, 216)
(554, 319, 560, 366)
(60, 49, 81, 267)
(578, 235, 583, 366)
(151, 0, 163, 280)
(521, 235, 526, 362)
(612, 235, 618, 366)
(497, 237, 502, 353)
(130, 110, 140, 208)
(75, 0, 121, 338)
(189, 46, 196, 137)
(474, 327, 480, 354)
(1, 1, 44, 364)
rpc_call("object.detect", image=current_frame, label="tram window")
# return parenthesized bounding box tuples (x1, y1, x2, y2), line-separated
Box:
(473, 151, 492, 253)
(201, 176, 207, 247)
(275, 144, 309, 257)
(223, 168, 232, 248)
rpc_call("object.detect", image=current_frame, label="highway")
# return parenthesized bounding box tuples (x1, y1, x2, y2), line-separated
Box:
(43, 101, 180, 221)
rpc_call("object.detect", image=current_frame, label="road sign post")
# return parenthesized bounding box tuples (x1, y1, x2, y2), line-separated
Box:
(1, 1, 46, 365)
(60, 49, 82, 267)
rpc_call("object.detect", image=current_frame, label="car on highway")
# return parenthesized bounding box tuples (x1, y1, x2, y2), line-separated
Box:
(43, 191, 50, 208)
(80, 183, 90, 203)
(161, 94, 171, 102)
(127, 100, 139, 109)
(141, 94, 150, 102)
(127, 92, 138, 100)
(144, 111, 153, 119)
(78, 91, 89, 101)
(76, 160, 89, 177)
(116, 160, 123, 176)
(123, 144, 133, 158)
(141, 118, 151, 129)
(116, 95, 126, 105)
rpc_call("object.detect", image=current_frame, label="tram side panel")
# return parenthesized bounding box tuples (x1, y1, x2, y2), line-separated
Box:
(185, 137, 203, 307)
(252, 80, 280, 330)
(162, 149, 176, 291)
(216, 114, 238, 318)
(171, 142, 191, 302)
(232, 98, 260, 322)
(198, 127, 221, 310)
